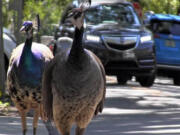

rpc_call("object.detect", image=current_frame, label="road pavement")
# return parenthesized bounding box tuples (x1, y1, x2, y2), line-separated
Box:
(1, 77, 180, 135)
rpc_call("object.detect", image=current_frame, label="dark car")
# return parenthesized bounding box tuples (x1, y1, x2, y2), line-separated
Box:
(149, 14, 180, 85)
(50, 0, 156, 87)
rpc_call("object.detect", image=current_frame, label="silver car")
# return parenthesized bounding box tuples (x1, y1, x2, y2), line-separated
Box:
(3, 28, 16, 72)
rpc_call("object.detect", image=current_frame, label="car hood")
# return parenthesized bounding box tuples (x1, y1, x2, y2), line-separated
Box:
(87, 23, 144, 35)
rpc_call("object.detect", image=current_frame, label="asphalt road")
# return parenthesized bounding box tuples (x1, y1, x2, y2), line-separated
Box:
(1, 77, 180, 135)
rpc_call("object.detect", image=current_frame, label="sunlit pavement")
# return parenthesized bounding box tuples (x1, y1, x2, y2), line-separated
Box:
(1, 77, 180, 135)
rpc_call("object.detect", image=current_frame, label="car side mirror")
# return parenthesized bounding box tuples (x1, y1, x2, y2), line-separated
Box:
(143, 19, 152, 30)
(143, 19, 150, 26)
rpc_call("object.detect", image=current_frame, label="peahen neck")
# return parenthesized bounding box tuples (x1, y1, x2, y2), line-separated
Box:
(68, 27, 86, 66)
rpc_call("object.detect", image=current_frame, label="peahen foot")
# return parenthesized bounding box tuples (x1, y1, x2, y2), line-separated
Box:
(43, 120, 60, 135)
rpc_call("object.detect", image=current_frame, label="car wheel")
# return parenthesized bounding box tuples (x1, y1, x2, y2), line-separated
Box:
(117, 75, 131, 85)
(173, 76, 180, 86)
(136, 75, 155, 87)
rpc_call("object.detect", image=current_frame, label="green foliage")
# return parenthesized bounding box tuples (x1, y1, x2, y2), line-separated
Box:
(2, 0, 180, 35)
(0, 101, 10, 108)
(0, 101, 9, 107)
(140, 0, 180, 14)
(2, 0, 13, 27)
(0, 101, 10, 114)
(23, 0, 72, 35)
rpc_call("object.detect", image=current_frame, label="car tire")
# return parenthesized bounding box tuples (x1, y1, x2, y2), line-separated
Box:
(173, 76, 180, 86)
(117, 75, 131, 85)
(136, 74, 155, 87)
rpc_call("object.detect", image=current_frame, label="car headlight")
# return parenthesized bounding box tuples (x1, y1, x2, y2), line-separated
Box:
(140, 35, 152, 43)
(86, 35, 101, 42)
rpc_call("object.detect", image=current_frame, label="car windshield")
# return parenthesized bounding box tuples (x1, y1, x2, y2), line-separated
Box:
(151, 21, 180, 36)
(85, 3, 140, 27)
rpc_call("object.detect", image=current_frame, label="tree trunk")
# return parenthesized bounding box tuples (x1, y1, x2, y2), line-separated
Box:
(167, 0, 170, 14)
(0, 0, 6, 97)
(13, 0, 23, 45)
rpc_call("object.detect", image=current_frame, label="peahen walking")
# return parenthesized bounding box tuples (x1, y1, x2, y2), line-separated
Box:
(42, 1, 106, 135)
(6, 21, 59, 135)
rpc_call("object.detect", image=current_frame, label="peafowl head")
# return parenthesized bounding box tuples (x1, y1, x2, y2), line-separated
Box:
(67, 0, 91, 30)
(67, 7, 84, 30)
(20, 21, 33, 39)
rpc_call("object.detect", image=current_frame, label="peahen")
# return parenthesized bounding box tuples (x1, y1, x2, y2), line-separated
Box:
(6, 21, 59, 135)
(42, 1, 106, 135)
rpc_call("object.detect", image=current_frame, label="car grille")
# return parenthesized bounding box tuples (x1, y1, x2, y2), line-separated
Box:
(102, 36, 137, 51)
(105, 61, 138, 69)
(107, 42, 136, 50)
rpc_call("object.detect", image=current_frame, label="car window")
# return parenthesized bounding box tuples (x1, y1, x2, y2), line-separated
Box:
(152, 22, 180, 35)
(171, 23, 180, 35)
(85, 4, 140, 26)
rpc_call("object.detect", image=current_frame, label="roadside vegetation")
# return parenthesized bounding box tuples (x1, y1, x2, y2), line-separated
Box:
(1, 0, 180, 40)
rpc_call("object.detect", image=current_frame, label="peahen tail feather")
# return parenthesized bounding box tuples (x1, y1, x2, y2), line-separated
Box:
(90, 51, 106, 115)
(42, 60, 55, 120)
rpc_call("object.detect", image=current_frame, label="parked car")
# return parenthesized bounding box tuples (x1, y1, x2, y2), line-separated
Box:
(149, 14, 180, 85)
(50, 0, 156, 87)
(3, 28, 16, 72)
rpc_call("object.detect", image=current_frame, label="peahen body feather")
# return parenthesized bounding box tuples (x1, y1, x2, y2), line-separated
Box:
(42, 3, 106, 135)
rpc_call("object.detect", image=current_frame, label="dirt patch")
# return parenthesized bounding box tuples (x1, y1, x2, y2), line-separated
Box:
(0, 106, 18, 117)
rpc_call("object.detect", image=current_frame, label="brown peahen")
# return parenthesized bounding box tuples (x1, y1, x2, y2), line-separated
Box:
(6, 21, 59, 135)
(42, 1, 106, 135)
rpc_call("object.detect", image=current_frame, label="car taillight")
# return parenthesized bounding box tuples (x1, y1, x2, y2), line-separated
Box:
(49, 44, 54, 52)
(154, 34, 160, 38)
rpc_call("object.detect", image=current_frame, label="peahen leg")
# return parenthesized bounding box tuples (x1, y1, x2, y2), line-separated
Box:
(33, 108, 39, 135)
(43, 120, 60, 135)
(75, 126, 85, 135)
(19, 110, 27, 135)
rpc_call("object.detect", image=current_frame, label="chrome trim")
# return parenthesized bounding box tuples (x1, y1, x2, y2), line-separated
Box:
(101, 35, 139, 52)
(103, 36, 137, 45)
(139, 59, 154, 63)
(157, 64, 180, 70)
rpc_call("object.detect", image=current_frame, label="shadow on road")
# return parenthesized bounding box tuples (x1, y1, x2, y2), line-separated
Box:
(1, 78, 180, 135)
(87, 92, 180, 135)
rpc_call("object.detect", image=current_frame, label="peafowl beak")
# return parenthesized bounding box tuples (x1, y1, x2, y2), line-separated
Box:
(20, 26, 26, 32)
